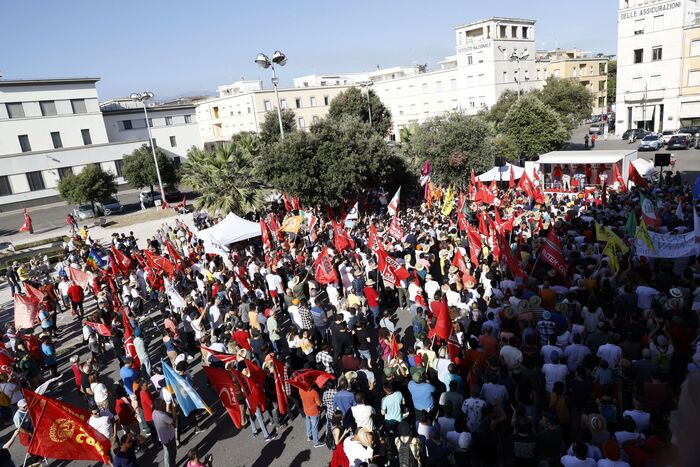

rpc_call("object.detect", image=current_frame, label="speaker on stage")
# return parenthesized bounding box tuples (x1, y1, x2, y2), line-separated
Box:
(495, 156, 506, 167)
(654, 153, 670, 167)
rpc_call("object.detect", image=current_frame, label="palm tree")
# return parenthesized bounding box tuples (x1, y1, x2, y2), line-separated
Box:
(232, 132, 261, 158)
(181, 143, 268, 215)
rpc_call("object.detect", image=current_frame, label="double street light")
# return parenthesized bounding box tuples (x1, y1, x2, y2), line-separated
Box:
(509, 51, 530, 98)
(359, 81, 374, 127)
(255, 50, 288, 139)
(129, 91, 165, 202)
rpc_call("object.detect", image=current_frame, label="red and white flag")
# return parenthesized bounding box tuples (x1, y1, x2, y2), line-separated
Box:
(313, 246, 338, 285)
(368, 225, 383, 254)
(388, 215, 404, 240)
(121, 308, 141, 369)
(387, 187, 401, 216)
(331, 221, 355, 252)
(85, 321, 111, 337)
(260, 219, 272, 250)
(68, 267, 93, 292)
(203, 366, 243, 429)
(18, 209, 32, 233)
(629, 161, 648, 188)
(377, 249, 410, 287)
(613, 164, 626, 191)
(14, 295, 39, 330)
(539, 230, 567, 277)
(144, 250, 175, 276)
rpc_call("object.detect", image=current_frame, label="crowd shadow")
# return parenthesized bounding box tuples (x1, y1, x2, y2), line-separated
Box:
(250, 425, 294, 467)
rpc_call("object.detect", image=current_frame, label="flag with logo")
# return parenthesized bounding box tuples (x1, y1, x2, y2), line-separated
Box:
(14, 294, 39, 330)
(602, 241, 620, 272)
(22, 389, 111, 464)
(636, 218, 655, 252)
(614, 164, 626, 191)
(377, 249, 410, 287)
(388, 215, 404, 240)
(441, 186, 454, 216)
(466, 223, 482, 266)
(203, 366, 242, 428)
(144, 250, 175, 276)
(162, 360, 212, 416)
(368, 225, 383, 254)
(85, 321, 111, 337)
(539, 230, 567, 277)
(279, 215, 303, 237)
(640, 193, 661, 228)
(331, 221, 355, 251)
(164, 278, 186, 309)
(121, 308, 141, 369)
(387, 187, 401, 216)
(345, 202, 359, 220)
(110, 246, 132, 273)
(314, 246, 338, 285)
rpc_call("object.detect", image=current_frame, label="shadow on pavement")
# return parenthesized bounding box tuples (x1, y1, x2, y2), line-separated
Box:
(250, 426, 294, 467)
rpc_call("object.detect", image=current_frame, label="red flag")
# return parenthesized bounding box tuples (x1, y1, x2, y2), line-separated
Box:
(231, 368, 263, 413)
(390, 334, 400, 358)
(121, 308, 141, 369)
(470, 169, 476, 186)
(178, 195, 187, 209)
(20, 335, 43, 364)
(518, 172, 535, 196)
(289, 369, 335, 392)
(18, 209, 32, 233)
(203, 367, 242, 428)
(68, 267, 92, 292)
(23, 389, 111, 464)
(331, 221, 354, 252)
(200, 346, 238, 365)
(433, 297, 452, 341)
(368, 225, 382, 254)
(629, 161, 647, 188)
(111, 246, 132, 272)
(24, 283, 46, 303)
(488, 178, 497, 194)
(0, 350, 14, 375)
(269, 356, 289, 415)
(388, 215, 404, 240)
(243, 358, 267, 411)
(164, 239, 182, 263)
(478, 212, 489, 237)
(466, 223, 482, 266)
(314, 246, 339, 285)
(451, 249, 468, 274)
(377, 249, 410, 287)
(282, 193, 293, 211)
(509, 164, 515, 189)
(260, 219, 272, 250)
(613, 164, 626, 191)
(496, 231, 527, 280)
(292, 194, 300, 211)
(233, 268, 253, 292)
(14, 295, 39, 330)
(447, 338, 461, 362)
(144, 250, 175, 276)
(161, 199, 172, 210)
(457, 210, 468, 232)
(539, 230, 567, 277)
(85, 321, 111, 337)
(109, 251, 127, 277)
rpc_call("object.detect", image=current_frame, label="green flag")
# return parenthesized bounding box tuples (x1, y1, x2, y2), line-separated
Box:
(625, 211, 638, 238)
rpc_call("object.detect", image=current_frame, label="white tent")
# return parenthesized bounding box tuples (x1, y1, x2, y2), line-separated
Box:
(195, 212, 261, 246)
(476, 163, 524, 182)
(631, 158, 656, 179)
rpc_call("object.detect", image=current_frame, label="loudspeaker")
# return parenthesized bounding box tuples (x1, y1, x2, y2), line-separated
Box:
(654, 153, 671, 167)
(495, 156, 506, 167)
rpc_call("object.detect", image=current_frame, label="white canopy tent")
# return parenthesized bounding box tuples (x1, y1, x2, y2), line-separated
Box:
(631, 158, 656, 179)
(533, 150, 638, 191)
(195, 212, 261, 247)
(476, 163, 525, 182)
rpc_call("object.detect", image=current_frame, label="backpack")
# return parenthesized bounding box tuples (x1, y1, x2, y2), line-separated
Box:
(397, 437, 420, 467)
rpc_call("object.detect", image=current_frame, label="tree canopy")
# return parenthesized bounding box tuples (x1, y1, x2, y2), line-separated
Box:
(607, 60, 616, 106)
(57, 165, 117, 213)
(122, 144, 178, 192)
(533, 77, 595, 128)
(328, 87, 392, 137)
(403, 112, 497, 186)
(259, 108, 297, 145)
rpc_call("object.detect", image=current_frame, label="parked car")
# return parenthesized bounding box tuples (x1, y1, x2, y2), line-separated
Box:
(97, 197, 123, 216)
(585, 115, 601, 124)
(589, 124, 603, 135)
(163, 186, 183, 202)
(660, 130, 677, 145)
(622, 128, 648, 141)
(73, 204, 98, 221)
(679, 126, 700, 137)
(139, 189, 162, 207)
(667, 134, 691, 150)
(638, 134, 662, 151)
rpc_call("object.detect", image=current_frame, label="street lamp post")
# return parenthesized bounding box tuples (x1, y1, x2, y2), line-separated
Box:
(360, 81, 374, 126)
(255, 50, 288, 139)
(509, 51, 530, 98)
(130, 91, 165, 203)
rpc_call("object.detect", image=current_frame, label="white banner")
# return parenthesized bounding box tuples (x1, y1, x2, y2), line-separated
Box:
(635, 231, 698, 258)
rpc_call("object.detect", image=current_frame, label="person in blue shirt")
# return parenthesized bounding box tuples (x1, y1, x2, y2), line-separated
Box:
(40, 334, 58, 377)
(408, 371, 435, 415)
(119, 357, 139, 397)
(332, 378, 356, 416)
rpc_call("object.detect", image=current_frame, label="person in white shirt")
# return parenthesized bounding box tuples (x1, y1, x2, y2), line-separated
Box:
(597, 339, 623, 369)
(265, 272, 284, 304)
(635, 285, 659, 310)
(344, 431, 374, 465)
(500, 336, 523, 371)
(88, 407, 116, 442)
(561, 442, 597, 467)
(622, 398, 650, 433)
(564, 334, 591, 372)
(542, 351, 568, 393)
(424, 274, 439, 302)
(350, 393, 375, 431)
(153, 398, 177, 467)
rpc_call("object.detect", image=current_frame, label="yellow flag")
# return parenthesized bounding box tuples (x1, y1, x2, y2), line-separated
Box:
(604, 226, 629, 254)
(603, 241, 619, 272)
(636, 219, 655, 252)
(595, 222, 609, 243)
(441, 186, 455, 216)
(279, 215, 303, 235)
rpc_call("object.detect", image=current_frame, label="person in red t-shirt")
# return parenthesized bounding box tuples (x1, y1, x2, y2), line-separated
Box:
(363, 280, 380, 326)
(138, 379, 157, 438)
(114, 387, 140, 435)
(66, 281, 85, 319)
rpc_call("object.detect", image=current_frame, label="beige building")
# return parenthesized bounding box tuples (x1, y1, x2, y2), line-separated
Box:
(195, 80, 350, 146)
(680, 19, 700, 127)
(536, 49, 609, 115)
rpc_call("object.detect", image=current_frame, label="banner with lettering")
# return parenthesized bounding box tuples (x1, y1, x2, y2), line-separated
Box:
(635, 230, 697, 258)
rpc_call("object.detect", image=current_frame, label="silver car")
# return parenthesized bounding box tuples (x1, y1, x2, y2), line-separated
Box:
(98, 197, 123, 216)
(73, 204, 97, 220)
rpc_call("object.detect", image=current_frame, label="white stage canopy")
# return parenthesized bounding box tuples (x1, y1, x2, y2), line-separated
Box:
(195, 212, 261, 247)
(476, 163, 525, 182)
(535, 150, 638, 182)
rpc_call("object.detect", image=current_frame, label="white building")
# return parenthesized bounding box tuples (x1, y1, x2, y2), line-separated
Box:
(616, 0, 700, 134)
(101, 98, 201, 163)
(0, 78, 147, 209)
(293, 72, 370, 88)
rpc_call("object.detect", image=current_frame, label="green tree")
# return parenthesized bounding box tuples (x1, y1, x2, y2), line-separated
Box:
(501, 94, 570, 160)
(231, 132, 261, 157)
(258, 115, 409, 205)
(534, 77, 595, 128)
(607, 60, 616, 105)
(328, 87, 392, 137)
(259, 108, 297, 145)
(484, 89, 520, 130)
(122, 144, 178, 193)
(57, 165, 117, 214)
(405, 112, 497, 186)
(181, 144, 268, 215)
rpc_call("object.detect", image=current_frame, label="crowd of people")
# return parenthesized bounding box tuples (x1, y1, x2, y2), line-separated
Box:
(1, 176, 699, 467)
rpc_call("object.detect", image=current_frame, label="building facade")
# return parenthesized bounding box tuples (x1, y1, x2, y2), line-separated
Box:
(615, 0, 700, 135)
(0, 78, 146, 209)
(293, 72, 370, 88)
(101, 98, 200, 162)
(195, 80, 350, 146)
(536, 49, 609, 115)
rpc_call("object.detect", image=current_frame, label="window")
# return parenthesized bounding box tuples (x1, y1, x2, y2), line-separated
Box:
(477, 74, 484, 85)
(553, 69, 561, 78)
(0, 176, 12, 196)
(324, 96, 330, 106)
(280, 99, 287, 109)
(81, 129, 92, 145)
(634, 18, 645, 34)
(18, 135, 31, 152)
(312, 116, 319, 122)
(536, 69, 541, 81)
(26, 171, 45, 191)
(692, 40, 700, 57)
(689, 70, 700, 86)
(169, 136, 177, 147)
(423, 102, 429, 114)
(151, 138, 157, 147)
(634, 49, 643, 63)
(114, 159, 124, 178)
(398, 106, 404, 116)
(650, 75, 660, 89)
(310, 96, 317, 106)
(467, 55, 473, 65)
(503, 71, 508, 83)
(6, 103, 25, 119)
(477, 51, 484, 63)
(173, 157, 181, 168)
(263, 100, 272, 111)
(499, 25, 506, 37)
(599, 80, 606, 91)
(298, 117, 305, 128)
(522, 26, 528, 39)
(123, 120, 133, 130)
(184, 114, 192, 124)
(58, 167, 73, 180)
(212, 106, 219, 119)
(70, 99, 87, 114)
(50, 131, 63, 149)
(148, 118, 153, 127)
(320, 81, 326, 86)
(511, 26, 518, 38)
(632, 77, 643, 90)
(598, 96, 605, 108)
(652, 46, 662, 61)
(39, 101, 57, 116)
(295, 98, 302, 109)
(652, 14, 664, 31)
(165, 116, 173, 126)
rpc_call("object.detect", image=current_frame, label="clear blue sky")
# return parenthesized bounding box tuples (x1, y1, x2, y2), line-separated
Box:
(1, 0, 618, 99)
